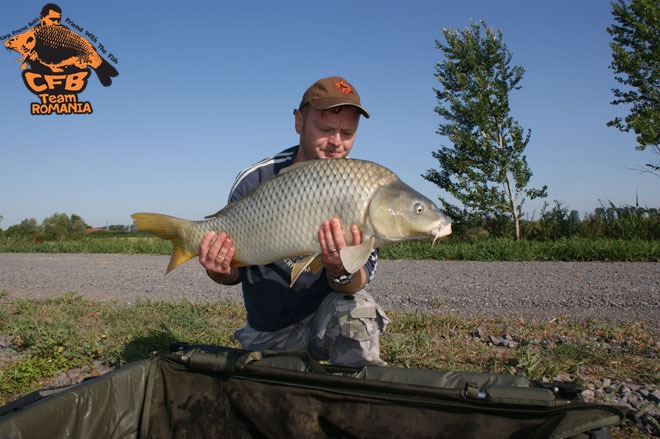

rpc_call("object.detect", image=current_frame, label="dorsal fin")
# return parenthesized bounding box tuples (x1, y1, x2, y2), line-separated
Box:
(276, 160, 310, 175)
(290, 254, 322, 287)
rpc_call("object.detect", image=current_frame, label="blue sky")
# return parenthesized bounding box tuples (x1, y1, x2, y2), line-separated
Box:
(1, 0, 658, 229)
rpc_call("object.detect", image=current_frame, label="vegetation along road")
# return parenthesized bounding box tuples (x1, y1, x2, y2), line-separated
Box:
(1, 253, 658, 331)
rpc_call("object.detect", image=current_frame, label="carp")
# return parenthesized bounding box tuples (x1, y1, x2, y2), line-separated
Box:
(4, 25, 118, 86)
(132, 158, 452, 286)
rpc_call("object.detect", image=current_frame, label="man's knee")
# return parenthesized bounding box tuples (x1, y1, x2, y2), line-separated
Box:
(310, 290, 390, 367)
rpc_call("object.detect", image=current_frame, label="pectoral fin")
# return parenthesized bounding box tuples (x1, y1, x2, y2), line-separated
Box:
(339, 237, 375, 274)
(290, 254, 322, 287)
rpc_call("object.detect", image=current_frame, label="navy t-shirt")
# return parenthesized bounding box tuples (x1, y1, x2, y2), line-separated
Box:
(224, 146, 379, 331)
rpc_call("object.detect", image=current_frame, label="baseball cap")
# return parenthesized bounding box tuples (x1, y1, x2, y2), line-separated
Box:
(298, 76, 370, 118)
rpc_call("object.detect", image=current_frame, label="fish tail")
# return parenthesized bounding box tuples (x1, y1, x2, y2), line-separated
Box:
(131, 212, 195, 274)
(95, 58, 119, 86)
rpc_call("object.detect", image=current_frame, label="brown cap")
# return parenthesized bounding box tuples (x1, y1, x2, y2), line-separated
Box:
(298, 76, 370, 118)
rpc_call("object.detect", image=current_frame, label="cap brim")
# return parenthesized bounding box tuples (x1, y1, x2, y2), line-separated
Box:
(309, 101, 370, 118)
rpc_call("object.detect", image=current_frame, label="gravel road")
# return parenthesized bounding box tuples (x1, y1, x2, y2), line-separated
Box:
(1, 253, 658, 331)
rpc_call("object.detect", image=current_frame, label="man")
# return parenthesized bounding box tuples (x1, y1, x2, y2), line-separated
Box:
(198, 76, 389, 367)
(39, 4, 63, 26)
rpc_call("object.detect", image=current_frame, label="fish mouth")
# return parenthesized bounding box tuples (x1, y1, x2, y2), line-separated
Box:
(431, 223, 452, 246)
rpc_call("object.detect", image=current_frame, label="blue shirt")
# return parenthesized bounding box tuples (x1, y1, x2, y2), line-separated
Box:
(225, 146, 379, 331)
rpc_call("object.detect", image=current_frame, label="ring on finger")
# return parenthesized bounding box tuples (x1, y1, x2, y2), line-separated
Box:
(329, 248, 338, 253)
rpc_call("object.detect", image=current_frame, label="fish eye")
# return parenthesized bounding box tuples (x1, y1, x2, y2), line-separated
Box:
(414, 203, 424, 214)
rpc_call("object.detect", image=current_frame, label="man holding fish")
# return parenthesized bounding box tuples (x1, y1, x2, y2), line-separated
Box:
(199, 76, 390, 367)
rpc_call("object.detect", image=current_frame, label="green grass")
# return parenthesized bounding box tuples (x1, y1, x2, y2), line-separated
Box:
(383, 311, 658, 381)
(0, 294, 245, 405)
(0, 295, 656, 437)
(0, 236, 172, 255)
(380, 237, 660, 262)
(1, 295, 657, 402)
(1, 236, 659, 261)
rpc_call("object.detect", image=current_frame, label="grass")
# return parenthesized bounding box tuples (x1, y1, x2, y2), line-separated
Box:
(0, 236, 172, 255)
(383, 311, 658, 381)
(0, 294, 657, 438)
(380, 237, 660, 262)
(0, 294, 245, 405)
(1, 236, 659, 262)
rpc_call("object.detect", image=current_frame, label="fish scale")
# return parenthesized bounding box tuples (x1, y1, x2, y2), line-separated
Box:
(132, 158, 452, 286)
(194, 159, 396, 264)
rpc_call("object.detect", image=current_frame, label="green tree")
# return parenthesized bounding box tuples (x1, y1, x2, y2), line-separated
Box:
(607, 0, 660, 174)
(42, 213, 90, 241)
(5, 218, 42, 238)
(424, 20, 547, 240)
(69, 214, 89, 233)
(43, 213, 70, 241)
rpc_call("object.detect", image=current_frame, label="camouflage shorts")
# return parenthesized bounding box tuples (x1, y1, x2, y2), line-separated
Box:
(233, 290, 390, 368)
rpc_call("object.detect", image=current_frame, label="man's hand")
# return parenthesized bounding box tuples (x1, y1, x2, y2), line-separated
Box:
(317, 217, 361, 277)
(199, 231, 236, 276)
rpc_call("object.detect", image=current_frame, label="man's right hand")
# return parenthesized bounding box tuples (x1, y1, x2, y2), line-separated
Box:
(199, 231, 236, 276)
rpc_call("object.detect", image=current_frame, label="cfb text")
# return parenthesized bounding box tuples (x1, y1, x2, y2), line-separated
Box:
(21, 71, 90, 94)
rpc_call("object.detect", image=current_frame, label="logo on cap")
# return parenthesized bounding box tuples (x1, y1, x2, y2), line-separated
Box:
(334, 80, 352, 95)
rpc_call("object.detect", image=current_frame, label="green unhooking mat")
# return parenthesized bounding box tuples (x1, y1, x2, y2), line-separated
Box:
(0, 345, 624, 438)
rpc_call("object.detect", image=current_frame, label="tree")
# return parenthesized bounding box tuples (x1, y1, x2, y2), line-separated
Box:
(42, 212, 90, 240)
(69, 214, 89, 233)
(607, 0, 660, 174)
(43, 213, 70, 241)
(6, 218, 42, 238)
(424, 20, 547, 240)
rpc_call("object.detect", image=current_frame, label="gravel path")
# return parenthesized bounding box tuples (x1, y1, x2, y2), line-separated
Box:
(1, 253, 658, 331)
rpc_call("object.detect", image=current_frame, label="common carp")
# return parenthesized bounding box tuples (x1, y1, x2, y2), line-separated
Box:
(132, 158, 452, 286)
(4, 25, 118, 86)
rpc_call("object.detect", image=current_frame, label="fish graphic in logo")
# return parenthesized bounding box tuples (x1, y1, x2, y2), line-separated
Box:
(4, 3, 119, 115)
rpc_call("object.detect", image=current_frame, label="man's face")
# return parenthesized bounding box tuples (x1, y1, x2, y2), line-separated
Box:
(41, 10, 61, 26)
(294, 106, 360, 162)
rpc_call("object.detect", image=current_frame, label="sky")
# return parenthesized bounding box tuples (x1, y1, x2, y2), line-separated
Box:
(1, 0, 658, 229)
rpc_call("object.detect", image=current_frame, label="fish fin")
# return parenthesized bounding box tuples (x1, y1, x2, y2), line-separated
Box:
(290, 254, 321, 287)
(167, 245, 195, 274)
(204, 209, 222, 219)
(339, 237, 375, 274)
(131, 212, 195, 274)
(309, 255, 325, 274)
(95, 58, 119, 87)
(230, 260, 247, 268)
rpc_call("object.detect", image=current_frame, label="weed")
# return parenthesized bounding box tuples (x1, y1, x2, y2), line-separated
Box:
(0, 297, 657, 438)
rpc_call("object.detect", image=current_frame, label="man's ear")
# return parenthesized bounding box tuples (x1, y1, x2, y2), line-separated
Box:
(294, 109, 303, 134)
